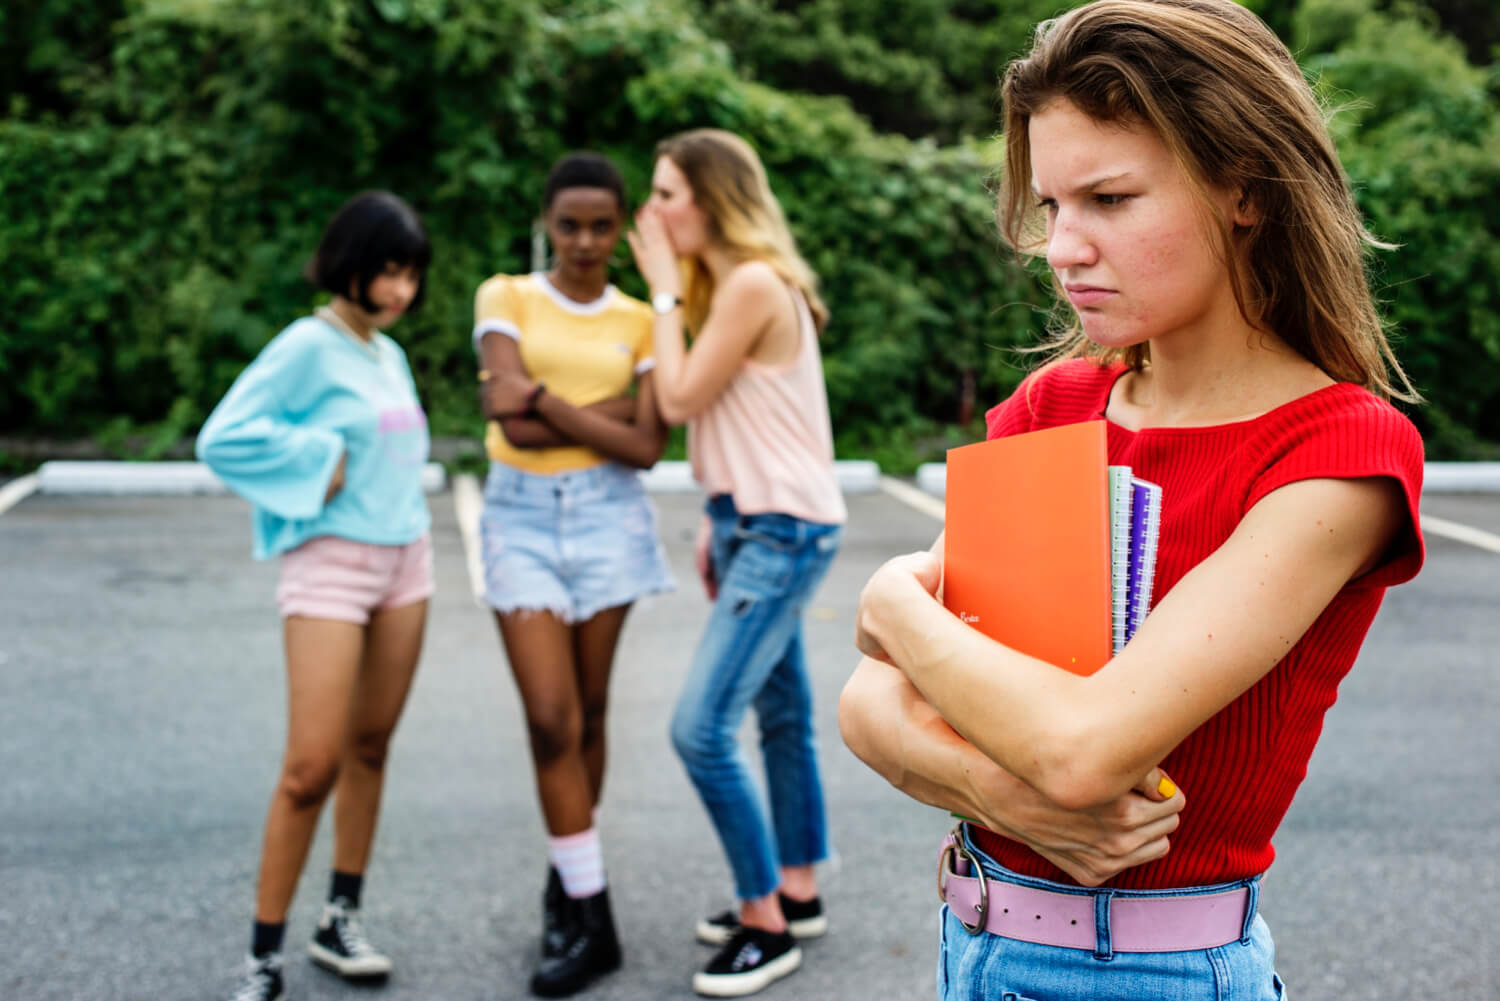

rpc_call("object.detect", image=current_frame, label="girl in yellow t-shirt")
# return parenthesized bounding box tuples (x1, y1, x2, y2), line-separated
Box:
(473, 152, 674, 998)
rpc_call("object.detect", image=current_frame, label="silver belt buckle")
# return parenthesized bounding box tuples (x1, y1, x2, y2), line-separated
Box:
(937, 825, 988, 936)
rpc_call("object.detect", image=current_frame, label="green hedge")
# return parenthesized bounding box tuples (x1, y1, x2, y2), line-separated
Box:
(1, 0, 1496, 465)
(1300, 0, 1500, 456)
(0, 0, 1041, 467)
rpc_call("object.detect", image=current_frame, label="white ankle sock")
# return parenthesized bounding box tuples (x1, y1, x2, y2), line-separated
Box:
(548, 827, 606, 898)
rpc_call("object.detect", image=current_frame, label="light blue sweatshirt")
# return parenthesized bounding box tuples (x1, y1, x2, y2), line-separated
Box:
(196, 314, 432, 559)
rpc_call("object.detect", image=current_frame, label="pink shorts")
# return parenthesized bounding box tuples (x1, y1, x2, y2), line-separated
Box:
(276, 533, 434, 624)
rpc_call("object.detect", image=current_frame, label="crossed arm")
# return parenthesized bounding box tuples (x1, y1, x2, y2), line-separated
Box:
(476, 330, 667, 470)
(839, 475, 1404, 882)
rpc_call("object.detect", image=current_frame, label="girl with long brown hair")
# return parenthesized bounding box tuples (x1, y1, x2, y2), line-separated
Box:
(840, 2, 1425, 998)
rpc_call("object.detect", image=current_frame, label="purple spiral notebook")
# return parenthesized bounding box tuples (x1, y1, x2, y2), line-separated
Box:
(1125, 477, 1163, 645)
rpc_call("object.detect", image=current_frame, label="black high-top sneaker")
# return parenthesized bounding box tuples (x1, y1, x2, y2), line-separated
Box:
(529, 886, 623, 998)
(542, 866, 575, 959)
(307, 898, 392, 979)
(227, 952, 286, 1001)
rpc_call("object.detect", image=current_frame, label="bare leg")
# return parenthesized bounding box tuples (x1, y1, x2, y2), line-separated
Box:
(253, 616, 365, 923)
(739, 892, 788, 933)
(331, 599, 428, 876)
(496, 610, 591, 835)
(779, 864, 817, 901)
(571, 603, 632, 808)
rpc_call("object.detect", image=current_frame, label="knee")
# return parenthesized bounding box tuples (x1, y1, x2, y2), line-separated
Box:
(579, 699, 607, 748)
(526, 701, 583, 767)
(279, 754, 340, 809)
(347, 729, 393, 773)
(670, 705, 722, 769)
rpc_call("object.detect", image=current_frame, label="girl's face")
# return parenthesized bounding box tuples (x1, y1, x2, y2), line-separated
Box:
(1029, 99, 1247, 351)
(545, 187, 623, 280)
(358, 262, 421, 327)
(645, 156, 710, 257)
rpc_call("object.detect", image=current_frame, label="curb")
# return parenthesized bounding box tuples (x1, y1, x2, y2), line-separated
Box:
(17, 458, 1496, 500)
(913, 461, 1500, 498)
(26, 459, 883, 497)
(35, 461, 448, 496)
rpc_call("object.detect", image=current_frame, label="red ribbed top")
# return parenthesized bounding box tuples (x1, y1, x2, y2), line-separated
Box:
(970, 359, 1425, 889)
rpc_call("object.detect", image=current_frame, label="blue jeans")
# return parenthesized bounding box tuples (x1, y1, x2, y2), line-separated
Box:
(939, 827, 1286, 1001)
(670, 495, 842, 900)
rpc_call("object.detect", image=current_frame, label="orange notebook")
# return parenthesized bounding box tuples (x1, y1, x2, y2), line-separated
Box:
(943, 420, 1113, 675)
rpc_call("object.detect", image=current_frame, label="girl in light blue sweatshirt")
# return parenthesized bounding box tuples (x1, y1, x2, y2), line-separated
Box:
(197, 191, 433, 1001)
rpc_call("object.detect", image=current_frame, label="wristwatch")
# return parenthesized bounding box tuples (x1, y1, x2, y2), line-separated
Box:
(651, 291, 682, 315)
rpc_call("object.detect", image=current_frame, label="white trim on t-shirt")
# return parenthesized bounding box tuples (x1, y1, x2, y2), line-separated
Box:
(472, 319, 523, 354)
(532, 272, 617, 316)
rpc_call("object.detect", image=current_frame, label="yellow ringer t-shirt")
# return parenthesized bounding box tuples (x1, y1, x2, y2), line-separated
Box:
(473, 272, 655, 474)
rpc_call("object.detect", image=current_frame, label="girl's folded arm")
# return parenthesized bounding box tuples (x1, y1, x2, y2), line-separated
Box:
(861, 474, 1406, 811)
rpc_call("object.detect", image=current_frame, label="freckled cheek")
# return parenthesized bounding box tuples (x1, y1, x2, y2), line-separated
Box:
(1131, 229, 1198, 294)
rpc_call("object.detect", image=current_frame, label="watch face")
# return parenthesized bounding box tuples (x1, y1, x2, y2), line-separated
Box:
(653, 292, 680, 314)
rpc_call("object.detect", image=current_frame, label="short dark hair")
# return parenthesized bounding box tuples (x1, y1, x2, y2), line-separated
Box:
(542, 152, 627, 213)
(304, 190, 432, 313)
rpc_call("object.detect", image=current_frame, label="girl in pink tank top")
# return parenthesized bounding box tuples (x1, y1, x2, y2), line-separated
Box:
(629, 128, 845, 998)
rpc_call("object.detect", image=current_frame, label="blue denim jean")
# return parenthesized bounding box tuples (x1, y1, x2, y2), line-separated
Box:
(938, 826, 1285, 1001)
(670, 495, 842, 901)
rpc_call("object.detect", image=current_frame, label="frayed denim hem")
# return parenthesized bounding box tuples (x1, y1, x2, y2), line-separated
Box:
(485, 599, 578, 623)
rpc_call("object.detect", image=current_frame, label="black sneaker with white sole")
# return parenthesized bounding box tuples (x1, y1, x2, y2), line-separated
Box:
(307, 898, 393, 979)
(227, 953, 286, 1001)
(692, 927, 801, 997)
(695, 894, 827, 946)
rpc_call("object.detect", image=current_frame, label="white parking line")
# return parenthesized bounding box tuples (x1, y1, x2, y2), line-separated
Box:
(0, 474, 39, 515)
(878, 475, 944, 521)
(1423, 515, 1500, 555)
(452, 473, 487, 602)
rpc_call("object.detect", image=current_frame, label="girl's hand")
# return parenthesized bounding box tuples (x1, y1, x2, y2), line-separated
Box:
(855, 550, 942, 666)
(626, 207, 682, 298)
(478, 367, 538, 420)
(694, 514, 717, 600)
(989, 766, 1185, 887)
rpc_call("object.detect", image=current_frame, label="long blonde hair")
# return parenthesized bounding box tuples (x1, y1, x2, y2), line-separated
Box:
(998, 0, 1418, 402)
(655, 129, 829, 335)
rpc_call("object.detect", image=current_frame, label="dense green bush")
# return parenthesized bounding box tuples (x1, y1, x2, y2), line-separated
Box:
(690, 0, 1069, 141)
(1298, 0, 1500, 456)
(1, 0, 1496, 465)
(0, 0, 1041, 466)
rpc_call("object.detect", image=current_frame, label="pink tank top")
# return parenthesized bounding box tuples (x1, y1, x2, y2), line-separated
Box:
(688, 288, 847, 525)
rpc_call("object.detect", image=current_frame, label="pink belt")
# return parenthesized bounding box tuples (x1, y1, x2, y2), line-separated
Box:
(938, 831, 1256, 955)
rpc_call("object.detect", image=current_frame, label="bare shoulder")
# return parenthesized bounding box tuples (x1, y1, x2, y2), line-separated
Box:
(723, 258, 782, 291)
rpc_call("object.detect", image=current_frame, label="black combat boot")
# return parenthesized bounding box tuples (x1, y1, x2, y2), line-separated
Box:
(541, 867, 574, 959)
(529, 886, 622, 997)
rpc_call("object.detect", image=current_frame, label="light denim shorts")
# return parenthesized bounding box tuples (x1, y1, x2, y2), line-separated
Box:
(479, 461, 675, 623)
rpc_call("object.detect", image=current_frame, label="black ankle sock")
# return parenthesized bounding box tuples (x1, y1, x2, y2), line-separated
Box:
(330, 870, 363, 908)
(252, 920, 285, 958)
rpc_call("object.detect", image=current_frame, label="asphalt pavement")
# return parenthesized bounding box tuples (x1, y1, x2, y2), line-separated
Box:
(1, 487, 1496, 1001)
